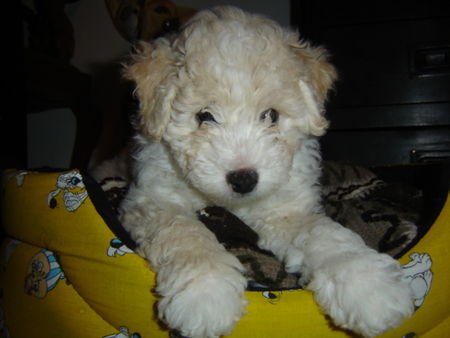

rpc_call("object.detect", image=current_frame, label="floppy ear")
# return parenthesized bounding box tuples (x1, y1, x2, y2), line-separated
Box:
(291, 43, 338, 136)
(124, 40, 176, 140)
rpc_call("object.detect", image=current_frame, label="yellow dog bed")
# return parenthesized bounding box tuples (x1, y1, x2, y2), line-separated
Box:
(1, 169, 449, 337)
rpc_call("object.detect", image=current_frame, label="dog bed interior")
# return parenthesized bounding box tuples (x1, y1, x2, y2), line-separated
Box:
(1, 162, 449, 337)
(95, 161, 448, 291)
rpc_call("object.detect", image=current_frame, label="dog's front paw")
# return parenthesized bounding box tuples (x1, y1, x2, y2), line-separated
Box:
(283, 247, 305, 274)
(309, 252, 414, 337)
(157, 266, 248, 338)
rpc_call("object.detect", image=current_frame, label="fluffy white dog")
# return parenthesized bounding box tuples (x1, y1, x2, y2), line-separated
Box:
(119, 6, 414, 338)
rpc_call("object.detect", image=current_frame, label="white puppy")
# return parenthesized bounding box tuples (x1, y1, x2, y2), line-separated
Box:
(120, 6, 413, 338)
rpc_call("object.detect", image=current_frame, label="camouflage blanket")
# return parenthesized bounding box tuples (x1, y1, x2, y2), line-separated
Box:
(98, 162, 421, 291)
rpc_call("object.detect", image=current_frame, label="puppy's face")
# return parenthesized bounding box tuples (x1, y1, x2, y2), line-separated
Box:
(126, 7, 337, 205)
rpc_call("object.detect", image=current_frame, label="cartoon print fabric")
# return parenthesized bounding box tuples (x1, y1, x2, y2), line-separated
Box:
(0, 239, 125, 337)
(1, 171, 143, 337)
(25, 249, 65, 298)
(403, 253, 433, 308)
(47, 171, 88, 211)
(1, 169, 449, 337)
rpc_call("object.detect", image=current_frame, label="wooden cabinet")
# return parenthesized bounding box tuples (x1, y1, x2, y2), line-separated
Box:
(292, 1, 450, 165)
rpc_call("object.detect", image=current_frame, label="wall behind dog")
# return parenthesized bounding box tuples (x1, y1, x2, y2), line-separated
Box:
(27, 0, 289, 170)
(68, 0, 290, 76)
(175, 0, 290, 27)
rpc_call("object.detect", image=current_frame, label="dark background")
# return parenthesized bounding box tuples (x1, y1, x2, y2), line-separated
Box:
(292, 1, 450, 166)
(4, 1, 450, 170)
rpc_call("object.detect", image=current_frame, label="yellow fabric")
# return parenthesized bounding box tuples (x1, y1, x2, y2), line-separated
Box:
(0, 240, 118, 338)
(1, 169, 449, 337)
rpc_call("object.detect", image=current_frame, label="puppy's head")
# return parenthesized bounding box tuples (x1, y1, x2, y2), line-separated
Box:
(125, 6, 337, 204)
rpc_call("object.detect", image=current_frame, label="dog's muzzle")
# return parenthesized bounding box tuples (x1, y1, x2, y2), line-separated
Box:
(226, 169, 258, 194)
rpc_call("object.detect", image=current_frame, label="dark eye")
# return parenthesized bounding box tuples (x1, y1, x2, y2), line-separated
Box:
(196, 111, 217, 125)
(70, 177, 81, 185)
(260, 108, 279, 124)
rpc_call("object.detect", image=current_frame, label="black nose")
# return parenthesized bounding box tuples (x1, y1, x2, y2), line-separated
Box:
(226, 169, 258, 194)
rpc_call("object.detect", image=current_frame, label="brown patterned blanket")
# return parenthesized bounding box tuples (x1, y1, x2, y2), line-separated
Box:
(98, 162, 422, 291)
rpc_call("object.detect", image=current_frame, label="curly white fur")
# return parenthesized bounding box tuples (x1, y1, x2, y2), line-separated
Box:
(119, 6, 414, 337)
